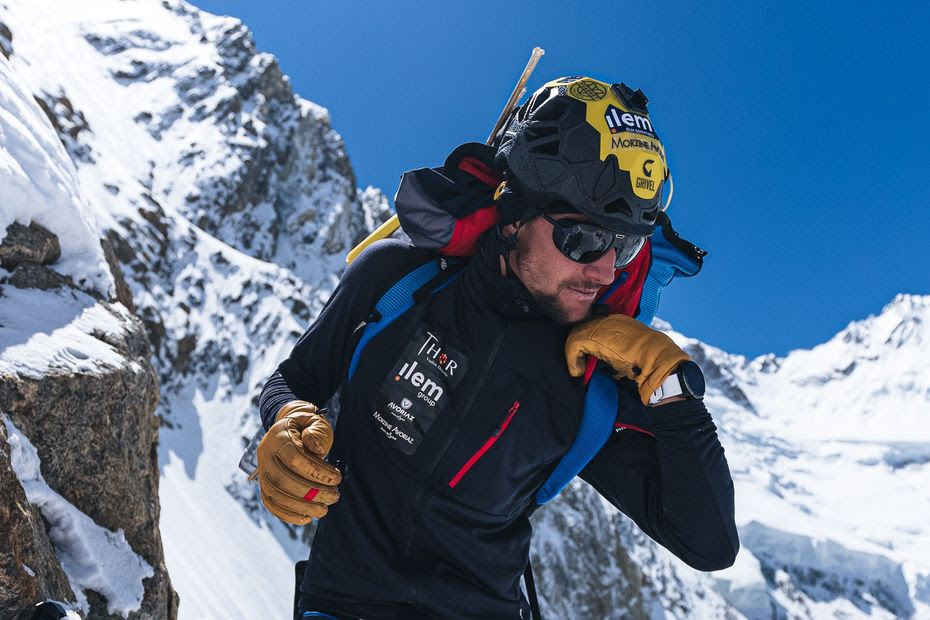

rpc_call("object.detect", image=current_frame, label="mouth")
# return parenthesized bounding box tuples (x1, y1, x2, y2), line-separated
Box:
(566, 287, 600, 301)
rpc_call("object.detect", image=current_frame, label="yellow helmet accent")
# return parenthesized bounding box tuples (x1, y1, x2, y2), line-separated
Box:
(546, 77, 668, 203)
(496, 76, 670, 236)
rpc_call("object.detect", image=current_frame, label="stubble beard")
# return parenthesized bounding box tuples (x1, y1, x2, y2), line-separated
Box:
(529, 283, 598, 325)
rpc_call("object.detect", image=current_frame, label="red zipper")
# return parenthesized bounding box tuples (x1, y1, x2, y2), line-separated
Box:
(448, 401, 520, 488)
(614, 422, 655, 438)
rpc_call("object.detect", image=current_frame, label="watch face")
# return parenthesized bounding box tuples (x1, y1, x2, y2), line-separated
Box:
(681, 362, 706, 398)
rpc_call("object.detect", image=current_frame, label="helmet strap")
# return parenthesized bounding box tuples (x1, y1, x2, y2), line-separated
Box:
(495, 225, 520, 277)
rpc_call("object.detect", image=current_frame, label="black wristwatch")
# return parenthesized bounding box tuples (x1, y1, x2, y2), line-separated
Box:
(648, 361, 706, 405)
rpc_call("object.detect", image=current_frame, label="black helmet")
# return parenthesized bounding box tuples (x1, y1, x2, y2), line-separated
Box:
(495, 76, 670, 236)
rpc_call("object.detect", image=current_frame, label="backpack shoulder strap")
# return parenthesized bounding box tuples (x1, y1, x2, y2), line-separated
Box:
(346, 257, 464, 383)
(535, 368, 618, 505)
(636, 211, 705, 325)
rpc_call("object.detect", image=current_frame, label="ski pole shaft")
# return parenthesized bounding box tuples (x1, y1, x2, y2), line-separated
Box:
(486, 47, 545, 146)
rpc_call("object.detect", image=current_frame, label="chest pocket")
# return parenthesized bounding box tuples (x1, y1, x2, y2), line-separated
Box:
(436, 368, 577, 518)
(367, 325, 470, 456)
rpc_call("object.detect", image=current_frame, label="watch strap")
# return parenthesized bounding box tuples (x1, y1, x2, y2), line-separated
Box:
(649, 372, 684, 405)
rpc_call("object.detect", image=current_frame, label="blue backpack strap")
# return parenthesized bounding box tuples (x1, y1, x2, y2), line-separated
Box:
(535, 369, 618, 504)
(347, 258, 463, 383)
(637, 212, 705, 325)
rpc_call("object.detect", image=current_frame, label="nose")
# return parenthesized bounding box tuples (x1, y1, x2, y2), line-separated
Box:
(583, 249, 618, 286)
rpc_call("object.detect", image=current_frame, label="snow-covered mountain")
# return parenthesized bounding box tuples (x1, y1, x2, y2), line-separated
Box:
(1, 1, 387, 617)
(1, 1, 927, 618)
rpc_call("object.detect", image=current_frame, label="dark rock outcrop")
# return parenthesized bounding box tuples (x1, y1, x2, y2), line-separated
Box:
(0, 222, 60, 271)
(0, 332, 177, 619)
(6, 262, 71, 291)
(0, 423, 75, 616)
(0, 21, 11, 59)
(0, 222, 177, 618)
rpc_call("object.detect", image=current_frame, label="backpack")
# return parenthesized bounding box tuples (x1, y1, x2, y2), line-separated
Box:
(347, 142, 705, 504)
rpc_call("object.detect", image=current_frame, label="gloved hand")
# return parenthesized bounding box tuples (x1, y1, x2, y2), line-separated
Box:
(256, 400, 341, 525)
(565, 314, 690, 405)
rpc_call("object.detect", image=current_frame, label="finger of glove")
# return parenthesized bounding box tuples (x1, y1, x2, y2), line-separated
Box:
(281, 410, 328, 435)
(260, 487, 326, 525)
(566, 337, 636, 378)
(274, 440, 342, 487)
(265, 451, 340, 504)
(275, 400, 317, 423)
(301, 418, 334, 458)
(576, 316, 688, 404)
(565, 317, 613, 375)
(261, 475, 335, 516)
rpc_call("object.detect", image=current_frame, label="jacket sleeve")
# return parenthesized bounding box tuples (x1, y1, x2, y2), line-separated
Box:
(579, 381, 739, 571)
(257, 240, 430, 430)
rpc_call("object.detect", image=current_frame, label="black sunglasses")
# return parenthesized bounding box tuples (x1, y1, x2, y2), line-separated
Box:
(541, 214, 647, 269)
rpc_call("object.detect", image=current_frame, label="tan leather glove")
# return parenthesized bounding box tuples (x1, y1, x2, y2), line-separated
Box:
(565, 314, 691, 405)
(256, 400, 341, 525)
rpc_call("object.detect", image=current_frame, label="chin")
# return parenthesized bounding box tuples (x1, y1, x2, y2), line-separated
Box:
(530, 289, 595, 325)
(554, 301, 594, 325)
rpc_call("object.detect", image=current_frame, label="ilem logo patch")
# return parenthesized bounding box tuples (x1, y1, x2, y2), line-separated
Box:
(604, 105, 658, 139)
(371, 327, 469, 455)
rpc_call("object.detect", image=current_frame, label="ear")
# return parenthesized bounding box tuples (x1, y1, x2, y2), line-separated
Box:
(501, 221, 521, 236)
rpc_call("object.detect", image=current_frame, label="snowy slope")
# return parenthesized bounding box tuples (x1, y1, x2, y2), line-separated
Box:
(3, 0, 929, 618)
(1, 29, 163, 616)
(1, 1, 385, 617)
(669, 294, 930, 619)
(0, 50, 113, 297)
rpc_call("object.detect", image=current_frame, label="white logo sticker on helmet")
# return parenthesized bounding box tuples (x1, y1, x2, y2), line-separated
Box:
(604, 105, 658, 139)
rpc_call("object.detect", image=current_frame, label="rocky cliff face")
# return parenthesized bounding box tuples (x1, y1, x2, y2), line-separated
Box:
(0, 219, 176, 617)
(0, 421, 75, 615)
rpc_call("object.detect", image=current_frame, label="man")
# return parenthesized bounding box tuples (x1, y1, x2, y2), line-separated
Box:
(256, 76, 738, 619)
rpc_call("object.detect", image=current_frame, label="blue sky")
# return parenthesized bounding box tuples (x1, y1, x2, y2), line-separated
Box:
(195, 0, 930, 358)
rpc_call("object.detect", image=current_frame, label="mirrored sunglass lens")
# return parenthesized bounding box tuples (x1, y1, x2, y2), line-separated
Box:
(613, 235, 646, 268)
(549, 217, 646, 267)
(560, 225, 613, 262)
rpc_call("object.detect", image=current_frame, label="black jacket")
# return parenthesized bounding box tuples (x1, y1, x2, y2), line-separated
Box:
(259, 236, 738, 619)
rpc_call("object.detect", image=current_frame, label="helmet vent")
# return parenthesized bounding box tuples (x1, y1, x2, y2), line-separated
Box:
(603, 197, 632, 217)
(643, 207, 658, 223)
(526, 126, 561, 156)
(528, 141, 560, 156)
(531, 97, 571, 122)
(526, 125, 559, 141)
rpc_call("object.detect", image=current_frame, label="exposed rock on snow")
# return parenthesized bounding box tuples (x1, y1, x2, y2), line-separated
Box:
(0, 421, 76, 615)
(4, 416, 156, 617)
(0, 19, 176, 617)
(0, 221, 61, 270)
